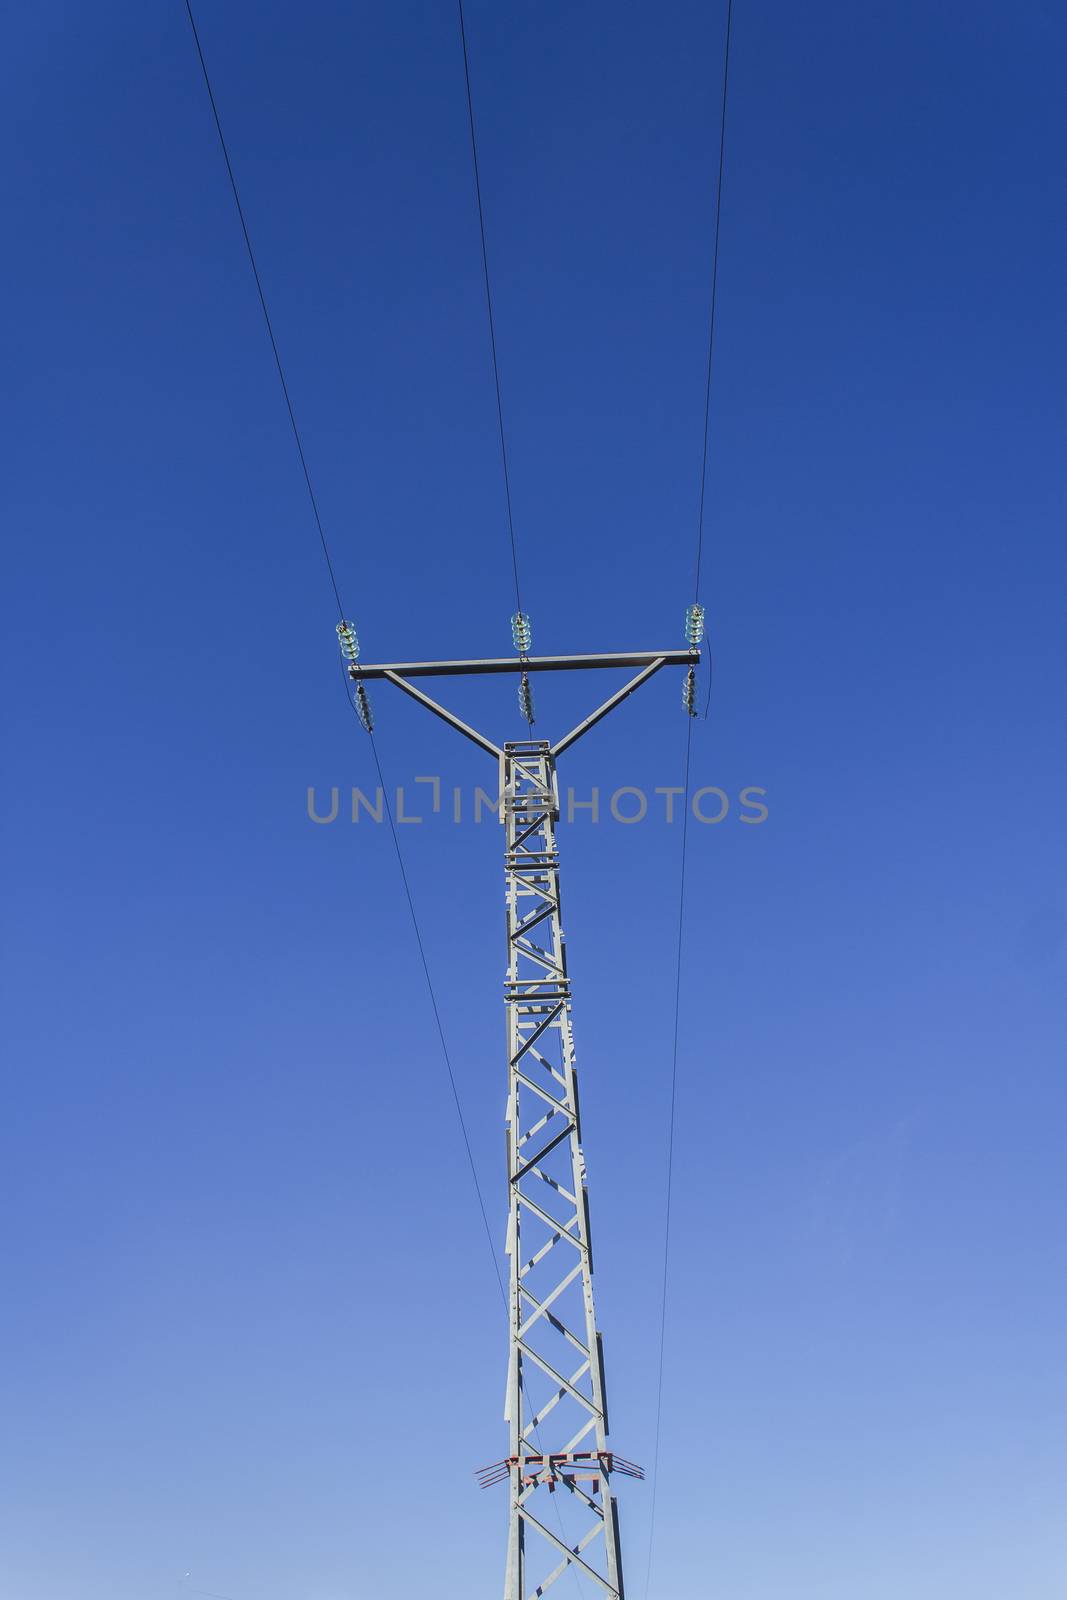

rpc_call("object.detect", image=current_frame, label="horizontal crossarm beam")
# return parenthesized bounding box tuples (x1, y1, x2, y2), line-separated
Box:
(353, 648, 696, 680)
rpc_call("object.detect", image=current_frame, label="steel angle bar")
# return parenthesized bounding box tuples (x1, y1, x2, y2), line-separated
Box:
(518, 1263, 586, 1337)
(380, 670, 502, 757)
(516, 1511, 614, 1595)
(562, 1417, 599, 1454)
(521, 1168, 577, 1204)
(513, 1125, 574, 1183)
(516, 1190, 587, 1249)
(355, 648, 695, 680)
(519, 1111, 562, 1150)
(521, 1232, 577, 1277)
(526, 1301, 591, 1357)
(515, 902, 558, 937)
(519, 1106, 562, 1143)
(509, 1004, 566, 1065)
(513, 1070, 569, 1114)
(551, 658, 668, 757)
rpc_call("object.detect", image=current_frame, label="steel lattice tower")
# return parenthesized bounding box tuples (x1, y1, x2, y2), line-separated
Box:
(351, 646, 697, 1598)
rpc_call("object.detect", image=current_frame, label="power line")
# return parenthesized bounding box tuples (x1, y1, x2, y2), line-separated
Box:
(185, 0, 504, 1308)
(365, 717, 508, 1310)
(341, 690, 583, 1590)
(643, 718, 694, 1599)
(693, 0, 734, 603)
(184, 1, 346, 623)
(646, 4, 734, 1593)
(185, 31, 579, 1582)
(186, 12, 697, 1592)
(456, 0, 524, 618)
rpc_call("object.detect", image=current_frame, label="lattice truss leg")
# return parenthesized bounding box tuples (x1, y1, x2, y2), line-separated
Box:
(497, 740, 631, 1600)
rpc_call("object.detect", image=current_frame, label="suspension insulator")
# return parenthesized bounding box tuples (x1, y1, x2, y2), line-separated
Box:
(684, 603, 705, 648)
(683, 665, 698, 717)
(511, 612, 532, 654)
(336, 619, 360, 662)
(518, 672, 535, 726)
(354, 680, 374, 733)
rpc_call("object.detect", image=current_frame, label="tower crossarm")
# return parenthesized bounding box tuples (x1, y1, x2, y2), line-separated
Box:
(350, 644, 698, 764)
(353, 647, 694, 680)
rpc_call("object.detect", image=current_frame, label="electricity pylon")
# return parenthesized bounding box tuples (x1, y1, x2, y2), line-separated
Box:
(350, 643, 697, 1599)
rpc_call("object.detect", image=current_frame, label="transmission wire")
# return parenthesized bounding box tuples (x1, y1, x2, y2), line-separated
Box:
(642, 717, 693, 1599)
(185, 0, 506, 1305)
(186, 11, 595, 1589)
(693, 0, 734, 604)
(345, 696, 581, 1594)
(645, 4, 733, 1595)
(185, 19, 584, 1587)
(184, 0, 346, 623)
(365, 712, 507, 1306)
(456, 0, 524, 617)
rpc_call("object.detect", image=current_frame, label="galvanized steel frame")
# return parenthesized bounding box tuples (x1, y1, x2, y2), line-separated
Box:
(355, 648, 696, 1599)
(500, 737, 622, 1598)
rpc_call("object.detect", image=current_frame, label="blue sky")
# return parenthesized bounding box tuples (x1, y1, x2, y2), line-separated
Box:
(2, 2, 1065, 1597)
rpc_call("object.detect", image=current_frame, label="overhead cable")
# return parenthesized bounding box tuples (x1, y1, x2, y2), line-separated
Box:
(456, 0, 525, 619)
(646, 3, 734, 1594)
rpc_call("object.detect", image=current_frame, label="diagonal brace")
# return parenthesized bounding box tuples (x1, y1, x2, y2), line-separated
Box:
(381, 670, 502, 758)
(551, 658, 668, 757)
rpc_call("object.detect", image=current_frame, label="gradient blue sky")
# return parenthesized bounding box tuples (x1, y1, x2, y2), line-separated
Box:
(2, 3, 1065, 1597)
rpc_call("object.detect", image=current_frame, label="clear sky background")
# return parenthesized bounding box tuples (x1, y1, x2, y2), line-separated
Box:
(2, 3, 1065, 1598)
